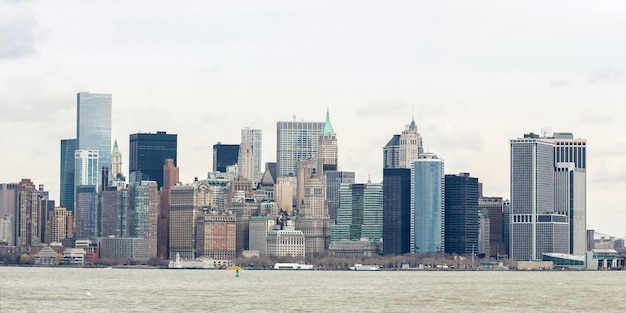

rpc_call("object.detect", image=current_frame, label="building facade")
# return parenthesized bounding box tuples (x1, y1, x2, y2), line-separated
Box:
(317, 109, 338, 176)
(213, 143, 239, 173)
(60, 139, 77, 214)
(77, 92, 112, 189)
(383, 118, 423, 169)
(325, 171, 355, 221)
(444, 173, 479, 255)
(241, 128, 263, 175)
(382, 168, 411, 256)
(411, 153, 445, 254)
(276, 120, 324, 178)
(330, 182, 383, 244)
(129, 131, 177, 189)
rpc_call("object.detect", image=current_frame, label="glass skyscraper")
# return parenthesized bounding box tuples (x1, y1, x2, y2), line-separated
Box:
(276, 120, 324, 178)
(212, 143, 239, 173)
(60, 138, 77, 213)
(444, 173, 479, 255)
(330, 182, 383, 243)
(382, 168, 411, 256)
(77, 92, 112, 189)
(129, 131, 178, 189)
(411, 153, 445, 254)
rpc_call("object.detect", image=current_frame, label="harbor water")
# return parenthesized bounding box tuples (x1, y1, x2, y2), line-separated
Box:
(1, 267, 624, 312)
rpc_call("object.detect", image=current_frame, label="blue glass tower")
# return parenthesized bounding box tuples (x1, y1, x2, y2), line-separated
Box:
(60, 138, 77, 213)
(77, 92, 112, 189)
(411, 153, 445, 254)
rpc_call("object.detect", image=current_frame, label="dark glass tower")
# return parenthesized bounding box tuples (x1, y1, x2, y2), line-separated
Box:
(129, 132, 177, 189)
(60, 138, 77, 213)
(444, 173, 479, 255)
(382, 168, 411, 255)
(212, 143, 239, 173)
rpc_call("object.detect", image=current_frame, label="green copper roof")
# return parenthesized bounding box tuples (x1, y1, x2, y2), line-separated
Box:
(322, 108, 336, 136)
(112, 139, 120, 154)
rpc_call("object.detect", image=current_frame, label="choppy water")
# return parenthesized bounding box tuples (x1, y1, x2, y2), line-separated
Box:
(1, 267, 624, 312)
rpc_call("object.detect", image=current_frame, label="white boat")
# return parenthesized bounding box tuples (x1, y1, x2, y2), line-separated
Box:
(349, 264, 381, 271)
(273, 263, 314, 270)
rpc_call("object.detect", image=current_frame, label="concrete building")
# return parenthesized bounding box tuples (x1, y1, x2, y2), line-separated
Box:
(100, 237, 149, 261)
(237, 143, 255, 182)
(15, 179, 49, 247)
(317, 109, 338, 177)
(46, 207, 73, 243)
(130, 181, 159, 258)
(74, 185, 98, 239)
(241, 128, 263, 175)
(276, 119, 324, 178)
(196, 210, 237, 262)
(329, 239, 380, 257)
(411, 153, 445, 254)
(100, 187, 130, 238)
(267, 229, 305, 262)
(0, 183, 17, 245)
(478, 184, 506, 258)
(110, 139, 124, 180)
(158, 159, 179, 259)
(295, 172, 331, 255)
(383, 117, 423, 169)
(275, 177, 295, 213)
(169, 180, 211, 259)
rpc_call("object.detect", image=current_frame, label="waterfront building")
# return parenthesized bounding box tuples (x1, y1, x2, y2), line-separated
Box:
(478, 183, 506, 258)
(76, 92, 112, 189)
(60, 139, 77, 213)
(99, 237, 149, 261)
(382, 168, 411, 256)
(0, 183, 17, 245)
(249, 216, 276, 256)
(444, 173, 479, 255)
(266, 229, 305, 262)
(129, 131, 177, 189)
(74, 185, 98, 239)
(100, 187, 130, 238)
(241, 128, 263, 175)
(213, 142, 239, 173)
(328, 239, 380, 257)
(46, 207, 73, 243)
(510, 133, 569, 260)
(317, 109, 338, 176)
(130, 181, 159, 258)
(158, 159, 179, 259)
(15, 179, 49, 246)
(478, 208, 490, 257)
(295, 172, 330, 255)
(169, 180, 211, 259)
(411, 153, 445, 254)
(276, 119, 324, 178)
(325, 171, 355, 222)
(196, 211, 237, 262)
(330, 181, 383, 243)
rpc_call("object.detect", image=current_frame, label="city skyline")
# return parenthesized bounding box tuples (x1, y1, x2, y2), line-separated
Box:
(1, 1, 625, 237)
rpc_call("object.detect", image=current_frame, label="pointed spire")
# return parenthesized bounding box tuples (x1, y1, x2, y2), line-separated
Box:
(112, 139, 120, 154)
(322, 107, 336, 136)
(409, 105, 417, 130)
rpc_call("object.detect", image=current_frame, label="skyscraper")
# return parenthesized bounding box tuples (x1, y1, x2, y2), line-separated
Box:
(444, 173, 479, 255)
(296, 172, 331, 255)
(111, 139, 124, 180)
(76, 92, 112, 189)
(318, 109, 338, 176)
(158, 159, 179, 259)
(330, 182, 383, 243)
(478, 184, 505, 258)
(411, 153, 445, 254)
(241, 128, 262, 175)
(169, 180, 211, 259)
(74, 185, 97, 239)
(382, 168, 411, 255)
(383, 117, 423, 169)
(237, 143, 254, 181)
(276, 119, 324, 178)
(129, 131, 177, 189)
(325, 171, 355, 221)
(212, 143, 239, 173)
(15, 179, 49, 246)
(510, 133, 569, 260)
(545, 132, 587, 256)
(130, 181, 159, 258)
(100, 187, 130, 238)
(60, 139, 77, 213)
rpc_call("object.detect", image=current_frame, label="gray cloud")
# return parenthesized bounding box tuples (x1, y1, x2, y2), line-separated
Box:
(588, 67, 622, 84)
(0, 2, 38, 59)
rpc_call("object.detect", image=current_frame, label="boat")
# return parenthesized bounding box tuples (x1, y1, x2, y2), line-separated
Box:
(273, 263, 314, 270)
(349, 264, 381, 271)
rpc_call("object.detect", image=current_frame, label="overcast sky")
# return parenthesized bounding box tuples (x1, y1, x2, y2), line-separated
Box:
(1, 0, 625, 238)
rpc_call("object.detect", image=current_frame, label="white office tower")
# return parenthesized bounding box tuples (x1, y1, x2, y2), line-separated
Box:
(241, 128, 262, 175)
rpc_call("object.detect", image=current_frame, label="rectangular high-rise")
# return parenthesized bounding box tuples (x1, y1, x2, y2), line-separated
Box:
(77, 92, 112, 189)
(411, 153, 445, 254)
(60, 139, 77, 213)
(330, 182, 383, 243)
(212, 143, 239, 173)
(382, 168, 411, 256)
(510, 133, 569, 260)
(444, 173, 479, 255)
(129, 131, 177, 189)
(276, 120, 324, 178)
(241, 128, 263, 175)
